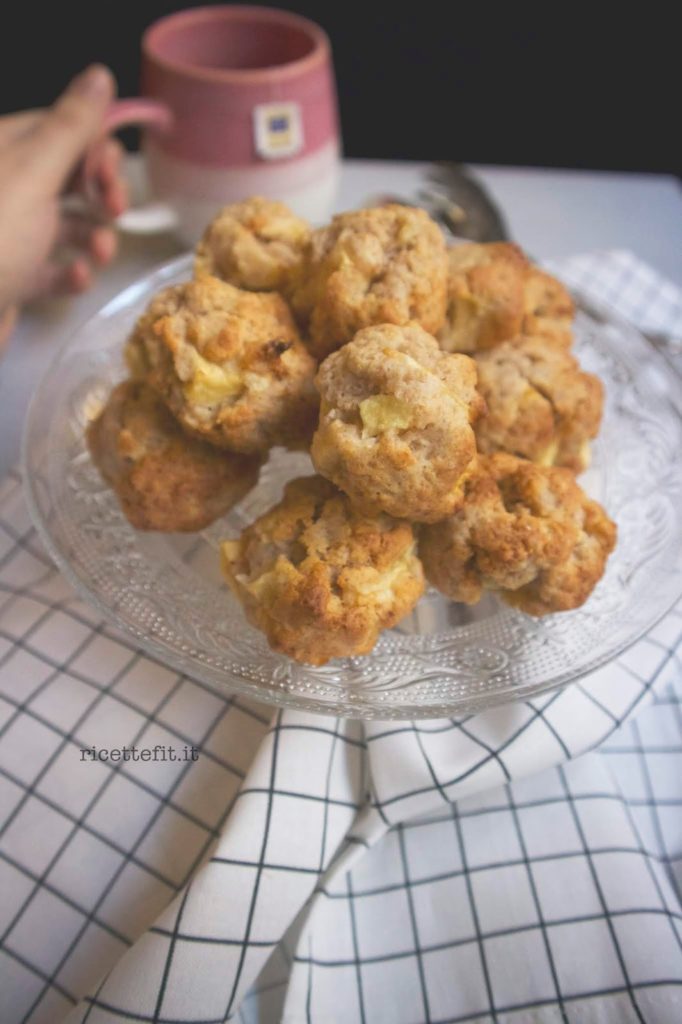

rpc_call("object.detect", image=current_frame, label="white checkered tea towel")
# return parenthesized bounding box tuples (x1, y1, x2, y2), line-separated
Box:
(1, 251, 681, 1024)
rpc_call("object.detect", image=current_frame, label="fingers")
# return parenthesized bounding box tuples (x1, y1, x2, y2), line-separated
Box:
(25, 211, 119, 302)
(31, 257, 94, 300)
(56, 214, 118, 266)
(22, 65, 115, 193)
(82, 137, 129, 218)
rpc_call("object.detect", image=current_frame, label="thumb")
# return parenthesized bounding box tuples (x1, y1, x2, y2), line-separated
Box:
(24, 65, 115, 191)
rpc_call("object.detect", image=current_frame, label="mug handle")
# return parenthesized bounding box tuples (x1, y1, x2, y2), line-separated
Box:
(85, 98, 179, 235)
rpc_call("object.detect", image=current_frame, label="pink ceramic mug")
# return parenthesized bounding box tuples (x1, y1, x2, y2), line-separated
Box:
(102, 5, 341, 242)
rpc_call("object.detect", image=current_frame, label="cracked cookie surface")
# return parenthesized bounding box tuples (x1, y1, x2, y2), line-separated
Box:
(439, 242, 574, 353)
(292, 204, 448, 358)
(194, 196, 311, 294)
(126, 276, 318, 455)
(221, 475, 425, 664)
(419, 453, 617, 614)
(474, 335, 604, 470)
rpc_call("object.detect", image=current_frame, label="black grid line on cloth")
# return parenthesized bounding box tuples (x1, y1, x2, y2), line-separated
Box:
(451, 800, 496, 1019)
(3, 673, 187, 1020)
(152, 885, 193, 1024)
(230, 786, 357, 811)
(631, 716, 680, 864)
(28, 689, 239, 1023)
(222, 712, 283, 1021)
(396, 823, 431, 1023)
(290, 910, 682, 969)
(556, 764, 646, 1023)
(78, 745, 275, 1024)
(505, 779, 568, 1021)
(306, 932, 313, 1024)
(318, 718, 341, 874)
(216, 782, 360, 823)
(345, 870, 366, 1024)
(80, 959, 112, 1024)
(605, 745, 682, 756)
(148, 929, 274, 949)
(272, 722, 365, 748)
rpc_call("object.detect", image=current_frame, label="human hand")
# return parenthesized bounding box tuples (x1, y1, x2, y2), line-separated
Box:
(0, 65, 128, 348)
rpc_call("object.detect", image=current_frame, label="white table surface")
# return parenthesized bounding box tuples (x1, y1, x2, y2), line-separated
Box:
(1, 158, 680, 481)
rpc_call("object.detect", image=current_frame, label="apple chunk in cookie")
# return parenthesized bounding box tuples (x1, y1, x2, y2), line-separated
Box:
(311, 323, 484, 523)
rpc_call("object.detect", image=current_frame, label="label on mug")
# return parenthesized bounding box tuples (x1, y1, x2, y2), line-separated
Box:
(253, 102, 304, 160)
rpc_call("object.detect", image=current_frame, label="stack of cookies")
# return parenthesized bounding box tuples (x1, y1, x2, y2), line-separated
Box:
(88, 197, 616, 666)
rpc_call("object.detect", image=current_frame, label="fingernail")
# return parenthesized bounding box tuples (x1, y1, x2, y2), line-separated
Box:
(72, 65, 112, 99)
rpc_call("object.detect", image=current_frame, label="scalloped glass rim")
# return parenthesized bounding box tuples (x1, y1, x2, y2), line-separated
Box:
(21, 253, 682, 719)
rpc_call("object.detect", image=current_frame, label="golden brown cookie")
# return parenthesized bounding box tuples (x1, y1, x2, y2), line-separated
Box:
(522, 267, 574, 347)
(194, 196, 311, 294)
(221, 475, 425, 665)
(87, 380, 261, 532)
(439, 242, 529, 353)
(126, 276, 318, 455)
(311, 323, 483, 523)
(474, 335, 604, 471)
(291, 204, 448, 359)
(419, 453, 616, 614)
(439, 243, 574, 353)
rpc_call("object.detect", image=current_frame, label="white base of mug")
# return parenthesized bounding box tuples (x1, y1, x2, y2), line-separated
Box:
(138, 139, 341, 242)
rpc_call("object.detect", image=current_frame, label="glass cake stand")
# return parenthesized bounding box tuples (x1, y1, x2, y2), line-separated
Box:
(22, 255, 682, 718)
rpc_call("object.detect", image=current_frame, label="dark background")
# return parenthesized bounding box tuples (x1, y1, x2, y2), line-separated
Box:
(1, 2, 677, 175)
